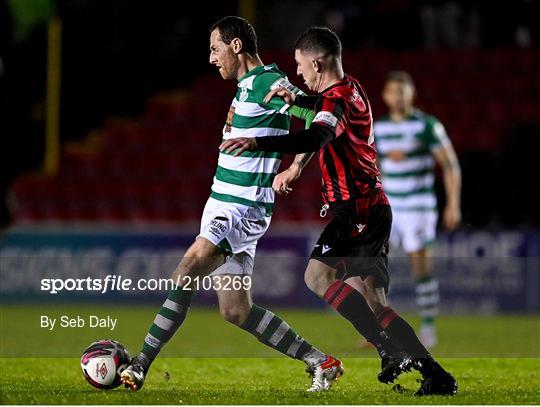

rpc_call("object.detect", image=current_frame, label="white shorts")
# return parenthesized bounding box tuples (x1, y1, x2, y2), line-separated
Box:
(390, 210, 438, 253)
(198, 197, 271, 276)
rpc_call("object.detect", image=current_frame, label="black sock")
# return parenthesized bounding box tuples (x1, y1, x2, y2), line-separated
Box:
(323, 280, 398, 357)
(377, 306, 432, 359)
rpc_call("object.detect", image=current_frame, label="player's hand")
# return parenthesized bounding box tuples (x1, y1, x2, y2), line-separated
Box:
(219, 137, 257, 157)
(264, 87, 296, 105)
(443, 204, 461, 230)
(272, 165, 302, 196)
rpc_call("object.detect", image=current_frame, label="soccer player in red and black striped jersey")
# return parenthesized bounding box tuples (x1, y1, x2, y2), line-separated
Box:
(221, 26, 457, 396)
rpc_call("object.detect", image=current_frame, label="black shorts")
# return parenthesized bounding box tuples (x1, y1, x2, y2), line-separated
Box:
(310, 199, 392, 292)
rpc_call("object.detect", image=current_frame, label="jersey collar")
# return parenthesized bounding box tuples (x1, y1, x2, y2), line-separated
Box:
(237, 63, 277, 82)
(319, 74, 349, 94)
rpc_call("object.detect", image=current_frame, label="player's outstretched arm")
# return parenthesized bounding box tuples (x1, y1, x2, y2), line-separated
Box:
(264, 87, 296, 105)
(265, 87, 320, 110)
(220, 124, 335, 156)
(219, 137, 257, 156)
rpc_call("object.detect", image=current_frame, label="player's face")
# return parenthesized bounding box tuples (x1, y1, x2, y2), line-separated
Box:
(294, 49, 318, 91)
(209, 29, 241, 80)
(382, 81, 415, 112)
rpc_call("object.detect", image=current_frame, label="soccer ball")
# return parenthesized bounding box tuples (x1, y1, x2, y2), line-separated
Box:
(80, 339, 130, 389)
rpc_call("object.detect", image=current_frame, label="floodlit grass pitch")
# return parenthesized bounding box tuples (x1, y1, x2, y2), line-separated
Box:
(0, 305, 539, 404)
(1, 357, 539, 404)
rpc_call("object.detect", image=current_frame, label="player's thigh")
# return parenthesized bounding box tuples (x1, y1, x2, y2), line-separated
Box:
(172, 237, 226, 285)
(307, 205, 352, 294)
(343, 204, 392, 293)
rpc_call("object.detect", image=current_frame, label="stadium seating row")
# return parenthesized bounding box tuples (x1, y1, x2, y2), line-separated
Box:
(11, 49, 539, 222)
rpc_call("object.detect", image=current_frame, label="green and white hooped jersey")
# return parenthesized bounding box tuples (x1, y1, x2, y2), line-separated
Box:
(374, 110, 450, 212)
(211, 63, 302, 217)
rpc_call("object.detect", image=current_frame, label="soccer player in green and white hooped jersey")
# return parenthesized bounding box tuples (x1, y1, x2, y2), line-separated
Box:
(120, 16, 343, 393)
(374, 71, 462, 348)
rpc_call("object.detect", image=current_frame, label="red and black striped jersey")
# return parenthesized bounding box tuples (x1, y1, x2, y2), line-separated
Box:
(311, 74, 383, 203)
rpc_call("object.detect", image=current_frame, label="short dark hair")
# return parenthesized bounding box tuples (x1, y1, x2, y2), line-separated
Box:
(294, 27, 342, 57)
(210, 16, 258, 55)
(385, 71, 415, 87)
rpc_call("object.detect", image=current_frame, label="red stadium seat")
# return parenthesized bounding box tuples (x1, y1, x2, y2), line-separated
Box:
(10, 49, 536, 223)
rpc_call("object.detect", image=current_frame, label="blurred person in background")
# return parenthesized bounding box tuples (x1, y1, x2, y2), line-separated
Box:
(374, 71, 462, 348)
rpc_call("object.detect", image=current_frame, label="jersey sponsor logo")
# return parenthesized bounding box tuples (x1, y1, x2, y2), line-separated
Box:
(209, 217, 228, 237)
(313, 111, 338, 128)
(145, 335, 160, 347)
(350, 89, 361, 103)
(224, 106, 236, 133)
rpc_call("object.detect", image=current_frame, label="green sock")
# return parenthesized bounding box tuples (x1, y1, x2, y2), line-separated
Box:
(240, 304, 325, 364)
(415, 275, 439, 325)
(140, 285, 195, 363)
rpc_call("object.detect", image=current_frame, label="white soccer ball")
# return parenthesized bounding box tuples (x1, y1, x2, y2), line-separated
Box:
(81, 339, 130, 389)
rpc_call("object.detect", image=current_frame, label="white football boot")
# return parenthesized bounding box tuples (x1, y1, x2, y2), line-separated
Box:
(306, 355, 344, 392)
(120, 355, 148, 391)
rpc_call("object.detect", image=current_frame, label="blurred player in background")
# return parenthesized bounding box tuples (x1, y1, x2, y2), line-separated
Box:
(221, 26, 457, 396)
(121, 16, 343, 393)
(374, 71, 462, 348)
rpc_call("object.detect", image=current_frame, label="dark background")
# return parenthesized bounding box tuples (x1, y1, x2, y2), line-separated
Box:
(1, 0, 539, 228)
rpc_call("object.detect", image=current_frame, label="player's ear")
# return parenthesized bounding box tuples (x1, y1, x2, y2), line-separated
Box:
(231, 38, 243, 54)
(312, 58, 321, 72)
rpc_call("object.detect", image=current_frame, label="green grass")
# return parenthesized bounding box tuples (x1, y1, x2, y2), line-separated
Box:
(1, 304, 539, 404)
(1, 358, 539, 404)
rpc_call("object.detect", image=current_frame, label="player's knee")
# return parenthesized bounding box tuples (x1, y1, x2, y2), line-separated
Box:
(170, 253, 201, 286)
(219, 304, 249, 326)
(170, 265, 192, 287)
(345, 276, 367, 296)
(171, 238, 224, 284)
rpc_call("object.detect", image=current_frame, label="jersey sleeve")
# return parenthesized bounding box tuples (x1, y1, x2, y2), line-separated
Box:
(311, 97, 347, 137)
(289, 105, 315, 129)
(253, 73, 304, 113)
(423, 116, 450, 152)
